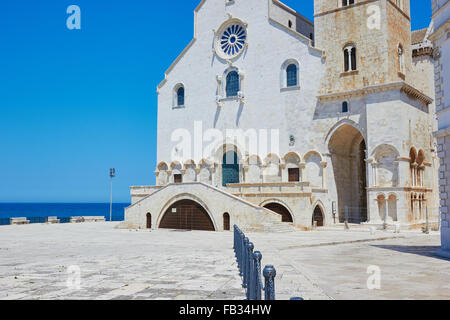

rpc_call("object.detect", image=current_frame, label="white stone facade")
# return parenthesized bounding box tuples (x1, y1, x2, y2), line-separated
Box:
(125, 0, 438, 232)
(430, 0, 450, 253)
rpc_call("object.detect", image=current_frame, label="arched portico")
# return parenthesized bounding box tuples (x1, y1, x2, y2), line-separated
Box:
(157, 195, 217, 231)
(328, 122, 368, 223)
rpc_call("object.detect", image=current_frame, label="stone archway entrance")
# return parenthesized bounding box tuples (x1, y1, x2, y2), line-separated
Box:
(312, 206, 324, 227)
(263, 203, 293, 223)
(329, 124, 368, 223)
(159, 200, 215, 231)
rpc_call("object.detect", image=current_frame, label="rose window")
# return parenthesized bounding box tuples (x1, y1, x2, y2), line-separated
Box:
(217, 22, 247, 59)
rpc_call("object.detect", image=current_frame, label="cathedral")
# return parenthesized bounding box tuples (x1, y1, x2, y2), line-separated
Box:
(124, 0, 439, 232)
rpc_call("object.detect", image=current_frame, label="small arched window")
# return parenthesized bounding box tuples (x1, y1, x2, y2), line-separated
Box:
(286, 64, 298, 87)
(226, 71, 240, 98)
(146, 213, 152, 229)
(223, 213, 230, 231)
(177, 86, 185, 106)
(344, 45, 357, 72)
(342, 101, 349, 113)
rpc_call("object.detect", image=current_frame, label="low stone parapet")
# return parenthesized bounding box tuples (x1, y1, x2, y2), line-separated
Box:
(70, 216, 106, 223)
(10, 217, 30, 225)
(47, 217, 60, 224)
(83, 216, 106, 223)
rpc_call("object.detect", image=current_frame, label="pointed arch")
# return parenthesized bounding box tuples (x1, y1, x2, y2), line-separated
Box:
(312, 204, 325, 227)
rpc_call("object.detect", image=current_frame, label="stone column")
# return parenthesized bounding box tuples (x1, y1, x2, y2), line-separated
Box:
(280, 162, 287, 182)
(365, 158, 376, 187)
(195, 165, 201, 182)
(411, 163, 418, 186)
(299, 162, 306, 183)
(397, 158, 411, 187)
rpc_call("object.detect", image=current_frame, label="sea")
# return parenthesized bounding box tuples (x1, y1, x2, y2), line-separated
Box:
(0, 203, 129, 225)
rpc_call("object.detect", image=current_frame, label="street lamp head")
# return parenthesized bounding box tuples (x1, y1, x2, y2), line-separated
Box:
(110, 168, 116, 178)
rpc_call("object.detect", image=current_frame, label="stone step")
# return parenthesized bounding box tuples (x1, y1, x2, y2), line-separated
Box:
(262, 222, 297, 233)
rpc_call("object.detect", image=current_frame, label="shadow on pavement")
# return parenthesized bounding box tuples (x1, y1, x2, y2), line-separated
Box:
(372, 245, 450, 261)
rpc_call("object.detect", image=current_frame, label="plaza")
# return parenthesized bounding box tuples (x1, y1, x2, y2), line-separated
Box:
(0, 223, 448, 300)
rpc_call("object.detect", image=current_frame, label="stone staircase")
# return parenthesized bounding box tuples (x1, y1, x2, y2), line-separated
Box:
(261, 222, 297, 233)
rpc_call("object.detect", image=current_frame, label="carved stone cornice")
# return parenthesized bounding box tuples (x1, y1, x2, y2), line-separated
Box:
(317, 82, 433, 105)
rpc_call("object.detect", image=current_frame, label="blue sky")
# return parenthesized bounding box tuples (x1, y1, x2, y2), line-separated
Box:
(0, 0, 432, 203)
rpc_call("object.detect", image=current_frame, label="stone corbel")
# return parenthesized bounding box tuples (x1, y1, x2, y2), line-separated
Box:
(320, 161, 328, 168)
(216, 96, 223, 108)
(167, 170, 172, 176)
(154, 170, 160, 177)
(243, 165, 249, 172)
(181, 169, 187, 174)
(238, 91, 245, 104)
(299, 162, 306, 169)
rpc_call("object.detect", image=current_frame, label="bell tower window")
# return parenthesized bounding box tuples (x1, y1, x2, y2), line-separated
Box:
(342, 0, 355, 7)
(344, 45, 357, 72)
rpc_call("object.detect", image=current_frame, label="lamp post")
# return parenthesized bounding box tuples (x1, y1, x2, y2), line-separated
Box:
(109, 168, 116, 222)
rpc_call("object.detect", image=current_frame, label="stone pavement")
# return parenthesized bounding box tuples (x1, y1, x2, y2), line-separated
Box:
(0, 223, 448, 300)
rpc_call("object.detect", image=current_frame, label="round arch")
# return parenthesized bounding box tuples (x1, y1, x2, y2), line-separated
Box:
(325, 119, 366, 147)
(223, 213, 231, 231)
(283, 152, 302, 163)
(212, 141, 245, 165)
(157, 162, 169, 171)
(327, 121, 368, 223)
(146, 213, 152, 229)
(260, 199, 294, 223)
(303, 150, 323, 163)
(157, 194, 217, 231)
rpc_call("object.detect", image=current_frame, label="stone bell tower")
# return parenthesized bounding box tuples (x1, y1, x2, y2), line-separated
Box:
(314, 0, 412, 95)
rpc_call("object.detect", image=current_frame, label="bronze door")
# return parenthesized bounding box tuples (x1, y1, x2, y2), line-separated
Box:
(160, 200, 215, 231)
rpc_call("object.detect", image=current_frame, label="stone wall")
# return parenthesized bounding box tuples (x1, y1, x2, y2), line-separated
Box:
(125, 182, 286, 232)
(430, 0, 450, 251)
